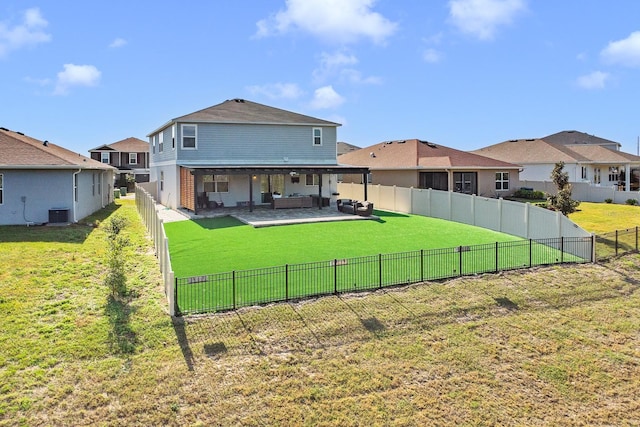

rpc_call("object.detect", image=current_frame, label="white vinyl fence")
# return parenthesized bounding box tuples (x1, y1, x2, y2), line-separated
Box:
(337, 183, 591, 245)
(520, 180, 640, 205)
(135, 184, 175, 316)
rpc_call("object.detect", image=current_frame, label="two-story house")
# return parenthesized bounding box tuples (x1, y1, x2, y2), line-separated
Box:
(147, 98, 368, 214)
(89, 137, 150, 190)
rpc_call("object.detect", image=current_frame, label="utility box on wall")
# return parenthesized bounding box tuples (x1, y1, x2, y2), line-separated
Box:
(49, 208, 69, 223)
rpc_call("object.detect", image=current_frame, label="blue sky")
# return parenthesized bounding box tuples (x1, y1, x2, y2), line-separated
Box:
(2, 0, 640, 155)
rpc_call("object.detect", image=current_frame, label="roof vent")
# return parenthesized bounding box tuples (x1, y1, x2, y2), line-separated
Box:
(16, 131, 24, 135)
(370, 152, 376, 158)
(397, 140, 406, 144)
(420, 140, 437, 148)
(385, 141, 393, 144)
(509, 139, 518, 142)
(43, 140, 48, 146)
(0, 127, 8, 131)
(234, 98, 245, 103)
(525, 139, 535, 141)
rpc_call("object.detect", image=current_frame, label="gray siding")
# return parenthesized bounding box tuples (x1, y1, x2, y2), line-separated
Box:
(0, 169, 114, 225)
(150, 126, 177, 164)
(175, 123, 338, 165)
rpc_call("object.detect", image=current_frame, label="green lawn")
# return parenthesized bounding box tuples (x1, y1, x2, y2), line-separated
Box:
(164, 210, 524, 277)
(569, 201, 640, 234)
(1, 199, 639, 425)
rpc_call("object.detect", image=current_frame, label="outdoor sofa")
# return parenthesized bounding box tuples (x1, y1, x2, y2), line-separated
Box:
(337, 199, 374, 216)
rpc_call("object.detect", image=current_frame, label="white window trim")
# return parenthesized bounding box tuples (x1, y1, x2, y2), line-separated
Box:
(159, 132, 164, 153)
(312, 128, 322, 146)
(101, 152, 110, 163)
(129, 153, 138, 165)
(172, 125, 176, 150)
(152, 136, 156, 154)
(305, 174, 320, 186)
(495, 172, 509, 191)
(181, 124, 198, 149)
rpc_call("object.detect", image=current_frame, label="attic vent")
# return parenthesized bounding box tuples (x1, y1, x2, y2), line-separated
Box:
(525, 139, 535, 141)
(397, 140, 406, 144)
(43, 140, 48, 146)
(509, 139, 518, 142)
(233, 98, 245, 103)
(420, 140, 437, 148)
(385, 141, 393, 144)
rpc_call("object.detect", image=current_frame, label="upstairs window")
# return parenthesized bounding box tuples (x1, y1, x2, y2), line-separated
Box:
(101, 152, 109, 163)
(152, 136, 156, 154)
(129, 153, 138, 164)
(312, 128, 322, 146)
(182, 124, 197, 149)
(159, 132, 164, 153)
(172, 125, 176, 150)
(495, 172, 509, 191)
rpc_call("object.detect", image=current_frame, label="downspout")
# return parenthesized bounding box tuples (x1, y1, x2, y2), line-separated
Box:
(101, 171, 106, 207)
(72, 169, 81, 223)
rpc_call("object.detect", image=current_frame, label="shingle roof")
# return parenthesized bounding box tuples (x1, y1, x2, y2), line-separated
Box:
(339, 139, 520, 170)
(473, 136, 640, 164)
(149, 98, 340, 135)
(0, 128, 114, 169)
(337, 141, 361, 156)
(89, 137, 148, 153)
(542, 130, 621, 148)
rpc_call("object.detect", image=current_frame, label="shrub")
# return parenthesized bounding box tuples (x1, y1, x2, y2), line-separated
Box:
(625, 198, 638, 206)
(104, 215, 130, 297)
(514, 189, 545, 199)
(604, 198, 613, 204)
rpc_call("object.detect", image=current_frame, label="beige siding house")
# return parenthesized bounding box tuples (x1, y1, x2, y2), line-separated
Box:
(338, 139, 520, 197)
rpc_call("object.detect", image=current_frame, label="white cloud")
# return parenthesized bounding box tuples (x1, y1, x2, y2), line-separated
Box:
(246, 82, 304, 99)
(313, 50, 380, 84)
(24, 76, 51, 86)
(448, 0, 526, 40)
(576, 71, 609, 90)
(0, 7, 51, 58)
(423, 48, 442, 63)
(54, 64, 101, 95)
(109, 38, 127, 48)
(601, 31, 640, 68)
(255, 0, 397, 45)
(310, 85, 345, 109)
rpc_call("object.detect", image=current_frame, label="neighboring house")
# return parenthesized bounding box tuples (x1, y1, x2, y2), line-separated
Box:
(473, 130, 640, 191)
(147, 98, 368, 213)
(337, 141, 361, 156)
(89, 137, 150, 188)
(338, 139, 521, 197)
(0, 127, 115, 225)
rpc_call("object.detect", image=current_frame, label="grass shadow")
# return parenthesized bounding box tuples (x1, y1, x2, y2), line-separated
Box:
(105, 294, 137, 354)
(191, 216, 246, 230)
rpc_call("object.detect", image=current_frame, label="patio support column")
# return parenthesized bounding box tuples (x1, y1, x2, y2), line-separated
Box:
(193, 169, 198, 216)
(318, 174, 323, 210)
(249, 175, 254, 212)
(625, 163, 631, 191)
(363, 173, 368, 201)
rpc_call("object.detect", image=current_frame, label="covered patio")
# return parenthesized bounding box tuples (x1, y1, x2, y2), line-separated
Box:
(179, 165, 370, 215)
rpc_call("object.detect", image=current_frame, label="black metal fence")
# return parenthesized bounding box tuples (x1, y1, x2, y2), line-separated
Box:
(595, 226, 639, 260)
(174, 236, 594, 316)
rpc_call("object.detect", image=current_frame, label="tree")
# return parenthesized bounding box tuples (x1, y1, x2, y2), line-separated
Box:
(547, 161, 580, 216)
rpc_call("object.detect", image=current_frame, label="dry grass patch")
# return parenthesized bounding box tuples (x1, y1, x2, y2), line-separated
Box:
(1, 199, 639, 426)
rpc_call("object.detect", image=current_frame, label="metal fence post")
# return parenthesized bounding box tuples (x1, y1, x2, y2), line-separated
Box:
(495, 242, 499, 273)
(458, 246, 463, 276)
(420, 249, 424, 282)
(285, 264, 289, 301)
(636, 226, 638, 252)
(232, 271, 236, 310)
(334, 259, 338, 294)
(561, 237, 564, 263)
(529, 239, 532, 267)
(615, 230, 619, 256)
(378, 254, 383, 289)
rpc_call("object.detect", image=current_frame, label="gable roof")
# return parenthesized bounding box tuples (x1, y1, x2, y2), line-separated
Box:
(473, 136, 640, 165)
(89, 137, 149, 153)
(148, 98, 340, 136)
(0, 127, 114, 170)
(339, 139, 520, 170)
(337, 141, 361, 156)
(542, 130, 622, 149)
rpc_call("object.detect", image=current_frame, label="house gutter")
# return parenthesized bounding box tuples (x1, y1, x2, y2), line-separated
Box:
(72, 169, 81, 223)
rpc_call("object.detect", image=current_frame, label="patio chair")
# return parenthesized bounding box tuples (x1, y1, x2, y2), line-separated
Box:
(337, 199, 353, 212)
(355, 201, 374, 216)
